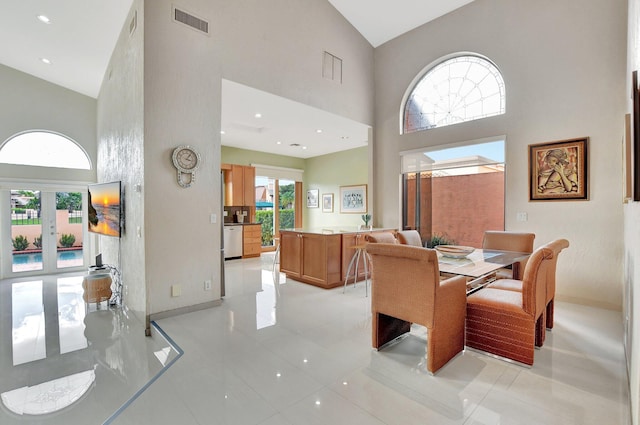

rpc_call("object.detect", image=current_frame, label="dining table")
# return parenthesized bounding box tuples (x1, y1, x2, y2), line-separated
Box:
(437, 248, 530, 295)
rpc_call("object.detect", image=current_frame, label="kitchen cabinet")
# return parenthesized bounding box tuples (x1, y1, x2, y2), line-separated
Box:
(279, 230, 342, 288)
(243, 224, 262, 258)
(224, 164, 255, 208)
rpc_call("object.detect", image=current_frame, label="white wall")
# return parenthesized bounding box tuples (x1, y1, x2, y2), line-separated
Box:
(626, 1, 639, 423)
(115, 0, 374, 317)
(96, 1, 146, 318)
(0, 64, 97, 183)
(374, 0, 627, 309)
(216, 0, 374, 126)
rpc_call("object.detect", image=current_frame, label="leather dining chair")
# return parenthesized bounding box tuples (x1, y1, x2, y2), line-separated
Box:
(482, 231, 535, 280)
(488, 238, 569, 330)
(465, 239, 568, 365)
(366, 243, 467, 374)
(365, 232, 398, 244)
(396, 230, 423, 247)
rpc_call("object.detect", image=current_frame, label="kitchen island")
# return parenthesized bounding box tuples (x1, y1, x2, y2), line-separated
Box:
(279, 227, 396, 289)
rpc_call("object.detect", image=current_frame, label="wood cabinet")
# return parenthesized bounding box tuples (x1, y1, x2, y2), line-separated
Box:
(242, 224, 262, 258)
(224, 164, 255, 207)
(280, 230, 342, 288)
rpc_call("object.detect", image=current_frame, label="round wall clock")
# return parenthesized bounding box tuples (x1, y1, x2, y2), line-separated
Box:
(172, 145, 201, 188)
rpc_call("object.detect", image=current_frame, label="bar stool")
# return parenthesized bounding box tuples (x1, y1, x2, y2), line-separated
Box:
(272, 237, 280, 270)
(343, 244, 371, 296)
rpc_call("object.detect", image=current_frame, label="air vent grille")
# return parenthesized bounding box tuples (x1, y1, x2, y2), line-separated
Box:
(323, 51, 342, 83)
(174, 7, 209, 34)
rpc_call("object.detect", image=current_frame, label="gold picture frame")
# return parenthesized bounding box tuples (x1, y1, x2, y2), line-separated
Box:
(528, 137, 588, 201)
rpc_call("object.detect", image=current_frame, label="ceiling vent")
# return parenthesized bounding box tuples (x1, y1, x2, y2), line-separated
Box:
(173, 6, 209, 35)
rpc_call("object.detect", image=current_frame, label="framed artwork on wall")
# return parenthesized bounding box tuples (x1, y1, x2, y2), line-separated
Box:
(633, 70, 640, 201)
(306, 189, 319, 208)
(624, 113, 632, 202)
(528, 137, 588, 201)
(340, 184, 367, 213)
(322, 193, 333, 212)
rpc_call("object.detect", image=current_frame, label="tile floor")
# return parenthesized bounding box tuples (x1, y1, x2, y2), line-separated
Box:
(0, 254, 632, 424)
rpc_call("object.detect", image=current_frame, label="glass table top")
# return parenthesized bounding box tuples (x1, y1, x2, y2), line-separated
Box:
(437, 248, 530, 278)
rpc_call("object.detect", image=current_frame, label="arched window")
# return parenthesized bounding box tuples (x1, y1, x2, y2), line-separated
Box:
(0, 131, 91, 170)
(403, 54, 505, 133)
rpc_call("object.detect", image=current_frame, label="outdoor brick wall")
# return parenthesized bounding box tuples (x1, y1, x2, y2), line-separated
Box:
(431, 172, 504, 247)
(405, 172, 504, 247)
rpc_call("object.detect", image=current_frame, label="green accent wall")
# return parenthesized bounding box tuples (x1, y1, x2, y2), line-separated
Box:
(221, 145, 369, 229)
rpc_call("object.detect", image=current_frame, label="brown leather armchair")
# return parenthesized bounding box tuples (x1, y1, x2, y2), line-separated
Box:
(482, 231, 535, 279)
(396, 230, 423, 247)
(366, 243, 467, 373)
(488, 238, 569, 330)
(465, 239, 568, 365)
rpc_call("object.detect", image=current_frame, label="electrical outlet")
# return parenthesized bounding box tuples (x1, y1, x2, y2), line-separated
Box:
(171, 285, 182, 297)
(204, 280, 212, 291)
(516, 212, 528, 222)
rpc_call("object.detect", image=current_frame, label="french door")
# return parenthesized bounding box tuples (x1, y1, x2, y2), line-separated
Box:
(2, 186, 87, 278)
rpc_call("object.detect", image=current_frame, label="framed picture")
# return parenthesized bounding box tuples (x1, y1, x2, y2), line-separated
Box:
(306, 189, 319, 208)
(340, 184, 367, 213)
(322, 193, 333, 212)
(633, 71, 640, 201)
(625, 113, 632, 202)
(528, 137, 588, 201)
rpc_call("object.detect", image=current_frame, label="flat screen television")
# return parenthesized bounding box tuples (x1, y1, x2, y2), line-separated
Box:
(88, 181, 122, 238)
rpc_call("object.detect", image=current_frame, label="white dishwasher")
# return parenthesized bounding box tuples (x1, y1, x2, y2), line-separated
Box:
(223, 225, 243, 259)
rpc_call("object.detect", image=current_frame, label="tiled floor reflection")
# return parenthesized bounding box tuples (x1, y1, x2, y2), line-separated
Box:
(0, 273, 180, 425)
(2, 256, 632, 424)
(119, 254, 630, 425)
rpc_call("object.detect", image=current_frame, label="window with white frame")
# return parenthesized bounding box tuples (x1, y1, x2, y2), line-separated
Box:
(403, 54, 505, 133)
(0, 131, 91, 170)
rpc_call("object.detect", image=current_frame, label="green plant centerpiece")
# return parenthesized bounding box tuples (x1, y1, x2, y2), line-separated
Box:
(361, 214, 371, 228)
(426, 233, 455, 248)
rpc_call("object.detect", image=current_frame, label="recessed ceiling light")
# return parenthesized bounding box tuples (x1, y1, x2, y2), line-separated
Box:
(276, 141, 282, 145)
(220, 130, 225, 135)
(302, 146, 307, 150)
(40, 58, 52, 65)
(316, 129, 322, 133)
(254, 113, 262, 118)
(37, 15, 51, 24)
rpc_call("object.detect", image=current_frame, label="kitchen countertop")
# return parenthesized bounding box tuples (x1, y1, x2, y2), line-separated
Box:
(280, 227, 395, 235)
(224, 222, 260, 226)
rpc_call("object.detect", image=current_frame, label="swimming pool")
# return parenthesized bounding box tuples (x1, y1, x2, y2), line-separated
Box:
(12, 249, 84, 271)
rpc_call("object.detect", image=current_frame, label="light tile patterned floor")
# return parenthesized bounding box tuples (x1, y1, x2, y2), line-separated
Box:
(1, 254, 631, 424)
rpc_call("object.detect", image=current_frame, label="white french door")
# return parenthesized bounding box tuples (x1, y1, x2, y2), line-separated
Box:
(1, 186, 88, 278)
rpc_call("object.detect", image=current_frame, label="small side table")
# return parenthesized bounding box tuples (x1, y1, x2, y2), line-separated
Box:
(82, 273, 112, 308)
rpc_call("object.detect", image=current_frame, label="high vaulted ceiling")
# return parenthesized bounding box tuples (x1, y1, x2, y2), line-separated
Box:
(1, 1, 475, 158)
